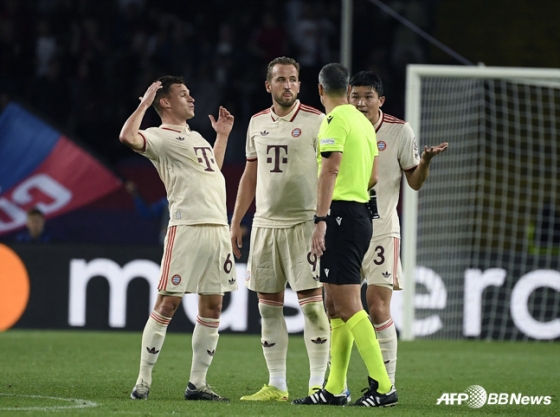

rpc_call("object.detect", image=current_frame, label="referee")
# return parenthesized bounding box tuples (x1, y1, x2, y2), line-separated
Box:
(293, 63, 397, 407)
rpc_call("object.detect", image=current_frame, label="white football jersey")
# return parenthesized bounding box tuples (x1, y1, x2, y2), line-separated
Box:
(373, 110, 420, 237)
(246, 100, 324, 227)
(138, 124, 228, 226)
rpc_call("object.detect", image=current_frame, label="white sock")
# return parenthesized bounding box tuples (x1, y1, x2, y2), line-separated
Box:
(374, 318, 397, 385)
(136, 311, 171, 387)
(299, 296, 330, 388)
(259, 300, 288, 392)
(190, 316, 220, 388)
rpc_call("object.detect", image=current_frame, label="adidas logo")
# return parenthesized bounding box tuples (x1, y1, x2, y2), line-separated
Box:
(324, 268, 330, 277)
(313, 275, 320, 281)
(176, 136, 185, 141)
(260, 130, 269, 136)
(207, 349, 215, 356)
(228, 277, 236, 284)
(382, 271, 391, 279)
(336, 216, 342, 225)
(262, 341, 276, 348)
(311, 337, 328, 344)
(146, 347, 160, 354)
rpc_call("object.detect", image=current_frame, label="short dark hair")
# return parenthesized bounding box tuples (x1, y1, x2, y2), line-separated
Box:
(349, 71, 384, 96)
(266, 56, 300, 81)
(152, 75, 185, 115)
(27, 207, 44, 217)
(318, 63, 349, 97)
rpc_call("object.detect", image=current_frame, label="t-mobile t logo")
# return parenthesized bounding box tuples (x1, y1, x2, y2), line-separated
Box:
(193, 147, 215, 171)
(266, 145, 288, 173)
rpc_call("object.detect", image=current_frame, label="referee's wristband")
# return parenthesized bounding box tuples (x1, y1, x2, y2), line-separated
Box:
(314, 215, 328, 224)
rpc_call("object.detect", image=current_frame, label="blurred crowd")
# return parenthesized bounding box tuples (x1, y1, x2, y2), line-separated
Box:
(0, 0, 433, 166)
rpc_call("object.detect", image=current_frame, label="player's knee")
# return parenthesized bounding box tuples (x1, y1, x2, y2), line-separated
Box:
(368, 303, 390, 324)
(157, 303, 177, 318)
(198, 295, 223, 319)
(154, 295, 181, 318)
(300, 300, 326, 322)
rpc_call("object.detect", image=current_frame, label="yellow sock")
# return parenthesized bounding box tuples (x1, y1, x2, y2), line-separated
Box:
(346, 311, 392, 393)
(324, 318, 353, 395)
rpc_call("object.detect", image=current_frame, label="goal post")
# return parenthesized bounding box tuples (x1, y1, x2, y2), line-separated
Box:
(401, 64, 560, 341)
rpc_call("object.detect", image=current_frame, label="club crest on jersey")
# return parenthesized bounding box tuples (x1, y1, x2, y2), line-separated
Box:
(171, 274, 182, 285)
(291, 128, 302, 137)
(378, 141, 387, 151)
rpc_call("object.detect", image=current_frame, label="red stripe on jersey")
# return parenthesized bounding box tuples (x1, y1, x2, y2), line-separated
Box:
(252, 108, 271, 118)
(300, 104, 322, 115)
(138, 131, 147, 153)
(375, 118, 383, 133)
(158, 226, 177, 290)
(289, 102, 302, 122)
(247, 157, 257, 162)
(161, 127, 182, 132)
(384, 114, 405, 125)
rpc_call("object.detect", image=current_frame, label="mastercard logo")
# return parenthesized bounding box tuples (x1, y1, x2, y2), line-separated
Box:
(0, 244, 30, 331)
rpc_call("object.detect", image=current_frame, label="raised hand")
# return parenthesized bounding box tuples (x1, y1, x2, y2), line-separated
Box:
(209, 106, 234, 136)
(422, 142, 449, 162)
(138, 81, 162, 108)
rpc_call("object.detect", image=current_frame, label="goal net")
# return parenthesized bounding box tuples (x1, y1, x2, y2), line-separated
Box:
(399, 65, 560, 341)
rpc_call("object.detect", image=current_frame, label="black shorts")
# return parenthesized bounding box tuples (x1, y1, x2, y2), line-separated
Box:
(319, 201, 373, 285)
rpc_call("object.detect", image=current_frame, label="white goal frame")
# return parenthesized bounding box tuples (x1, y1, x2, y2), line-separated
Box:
(401, 64, 560, 341)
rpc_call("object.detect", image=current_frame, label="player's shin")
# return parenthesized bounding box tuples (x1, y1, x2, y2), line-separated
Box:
(259, 300, 288, 391)
(190, 316, 220, 388)
(299, 296, 330, 388)
(137, 310, 171, 387)
(374, 318, 397, 385)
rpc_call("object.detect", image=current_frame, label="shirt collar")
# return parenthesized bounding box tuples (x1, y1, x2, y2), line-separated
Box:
(374, 110, 384, 132)
(270, 100, 301, 122)
(159, 123, 191, 133)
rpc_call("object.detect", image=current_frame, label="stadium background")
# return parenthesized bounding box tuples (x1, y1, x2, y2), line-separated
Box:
(0, 0, 559, 335)
(1, 0, 559, 245)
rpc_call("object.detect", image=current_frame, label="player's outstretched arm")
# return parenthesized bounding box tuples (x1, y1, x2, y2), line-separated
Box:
(209, 106, 234, 170)
(119, 81, 162, 151)
(405, 142, 449, 191)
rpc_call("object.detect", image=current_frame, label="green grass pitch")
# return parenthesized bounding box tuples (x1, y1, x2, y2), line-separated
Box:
(0, 330, 558, 416)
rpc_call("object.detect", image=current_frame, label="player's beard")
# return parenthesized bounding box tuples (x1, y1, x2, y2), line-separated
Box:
(273, 92, 297, 109)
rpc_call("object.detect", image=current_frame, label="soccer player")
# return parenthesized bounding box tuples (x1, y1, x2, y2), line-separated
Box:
(230, 56, 330, 401)
(293, 63, 397, 407)
(119, 76, 237, 401)
(349, 71, 448, 385)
